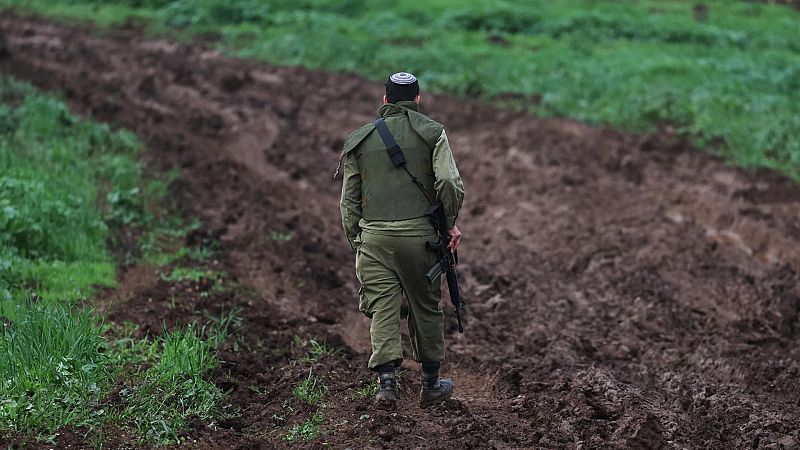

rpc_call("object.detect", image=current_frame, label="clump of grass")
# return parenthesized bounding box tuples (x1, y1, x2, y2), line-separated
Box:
(140, 216, 217, 267)
(292, 368, 327, 406)
(120, 322, 232, 445)
(266, 229, 293, 243)
(0, 302, 108, 438)
(283, 357, 332, 443)
(0, 302, 234, 445)
(282, 410, 324, 443)
(291, 336, 343, 365)
(348, 380, 379, 400)
(160, 266, 223, 284)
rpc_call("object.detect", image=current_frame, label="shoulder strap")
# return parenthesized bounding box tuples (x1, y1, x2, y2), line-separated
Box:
(373, 118, 406, 168)
(372, 117, 434, 205)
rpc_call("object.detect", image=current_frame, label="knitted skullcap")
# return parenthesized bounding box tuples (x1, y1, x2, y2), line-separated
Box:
(385, 72, 420, 103)
(389, 72, 417, 85)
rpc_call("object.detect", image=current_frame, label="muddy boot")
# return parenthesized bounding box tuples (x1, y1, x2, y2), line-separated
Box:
(374, 363, 398, 410)
(419, 362, 454, 408)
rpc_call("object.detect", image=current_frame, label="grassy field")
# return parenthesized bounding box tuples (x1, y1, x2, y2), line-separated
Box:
(4, 0, 799, 179)
(0, 77, 230, 445)
(0, 77, 134, 306)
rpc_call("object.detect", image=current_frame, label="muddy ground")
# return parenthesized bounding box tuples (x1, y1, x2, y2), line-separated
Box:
(1, 13, 799, 449)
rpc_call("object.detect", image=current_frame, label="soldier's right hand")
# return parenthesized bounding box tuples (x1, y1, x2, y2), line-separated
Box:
(447, 225, 462, 252)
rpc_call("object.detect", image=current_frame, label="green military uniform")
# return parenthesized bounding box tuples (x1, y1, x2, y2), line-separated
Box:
(340, 101, 464, 370)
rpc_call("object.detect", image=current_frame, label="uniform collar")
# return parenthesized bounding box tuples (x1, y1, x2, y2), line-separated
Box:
(379, 101, 420, 117)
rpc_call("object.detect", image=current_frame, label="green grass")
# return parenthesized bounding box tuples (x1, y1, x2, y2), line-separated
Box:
(291, 369, 327, 406)
(0, 302, 108, 438)
(0, 305, 231, 444)
(160, 266, 222, 283)
(348, 380, 379, 400)
(274, 339, 342, 443)
(291, 336, 343, 365)
(0, 76, 232, 445)
(282, 410, 324, 444)
(0, 76, 142, 307)
(4, 0, 800, 178)
(120, 324, 230, 445)
(282, 369, 327, 443)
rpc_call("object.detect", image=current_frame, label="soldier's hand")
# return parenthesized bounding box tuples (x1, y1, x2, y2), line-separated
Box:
(447, 225, 462, 252)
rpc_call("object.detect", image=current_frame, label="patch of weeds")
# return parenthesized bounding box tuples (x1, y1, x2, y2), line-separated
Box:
(106, 322, 159, 368)
(0, 301, 108, 438)
(160, 266, 214, 283)
(120, 323, 231, 445)
(348, 380, 379, 400)
(0, 76, 237, 445)
(395, 367, 411, 391)
(139, 217, 203, 266)
(282, 410, 324, 444)
(271, 399, 293, 425)
(291, 336, 343, 365)
(159, 267, 225, 295)
(183, 244, 215, 262)
(292, 368, 327, 406)
(266, 229, 293, 243)
(150, 243, 216, 267)
(203, 308, 241, 348)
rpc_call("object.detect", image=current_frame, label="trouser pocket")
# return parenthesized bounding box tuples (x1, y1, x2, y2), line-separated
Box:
(354, 239, 372, 318)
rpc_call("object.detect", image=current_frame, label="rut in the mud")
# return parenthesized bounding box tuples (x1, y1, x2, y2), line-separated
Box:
(1, 14, 799, 449)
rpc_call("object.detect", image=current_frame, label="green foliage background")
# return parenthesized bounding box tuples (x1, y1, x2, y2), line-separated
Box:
(4, 0, 799, 178)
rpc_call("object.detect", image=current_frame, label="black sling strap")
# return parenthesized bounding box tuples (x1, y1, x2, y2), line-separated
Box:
(373, 118, 406, 168)
(372, 118, 434, 205)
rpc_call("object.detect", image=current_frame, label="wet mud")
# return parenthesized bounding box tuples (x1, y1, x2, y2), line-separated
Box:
(1, 13, 799, 449)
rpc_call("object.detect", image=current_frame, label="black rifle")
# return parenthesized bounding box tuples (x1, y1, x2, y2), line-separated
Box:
(425, 202, 465, 333)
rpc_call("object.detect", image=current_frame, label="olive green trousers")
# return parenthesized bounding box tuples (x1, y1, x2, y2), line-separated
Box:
(355, 231, 445, 369)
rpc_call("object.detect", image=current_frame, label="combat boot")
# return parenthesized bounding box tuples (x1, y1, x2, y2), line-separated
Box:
(374, 364, 398, 409)
(419, 362, 454, 408)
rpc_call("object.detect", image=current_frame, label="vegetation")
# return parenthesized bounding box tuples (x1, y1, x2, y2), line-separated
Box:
(291, 336, 344, 365)
(4, 0, 800, 178)
(282, 410, 324, 444)
(292, 369, 328, 406)
(0, 77, 139, 307)
(0, 302, 108, 437)
(268, 337, 345, 443)
(0, 310, 230, 444)
(119, 324, 231, 445)
(0, 77, 231, 445)
(348, 380, 379, 400)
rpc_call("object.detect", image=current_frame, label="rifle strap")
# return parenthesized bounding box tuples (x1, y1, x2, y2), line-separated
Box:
(373, 118, 434, 206)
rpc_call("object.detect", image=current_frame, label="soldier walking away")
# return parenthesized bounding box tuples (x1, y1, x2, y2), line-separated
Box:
(338, 72, 465, 409)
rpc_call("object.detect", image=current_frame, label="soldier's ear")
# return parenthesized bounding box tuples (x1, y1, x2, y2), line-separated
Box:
(415, 95, 421, 104)
(383, 95, 388, 104)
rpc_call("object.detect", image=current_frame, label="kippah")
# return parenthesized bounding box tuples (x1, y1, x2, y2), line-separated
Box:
(389, 72, 417, 85)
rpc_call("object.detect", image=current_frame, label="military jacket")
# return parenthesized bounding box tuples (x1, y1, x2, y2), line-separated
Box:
(339, 101, 464, 249)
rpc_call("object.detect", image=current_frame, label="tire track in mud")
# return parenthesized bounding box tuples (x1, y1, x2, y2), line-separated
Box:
(2, 14, 800, 449)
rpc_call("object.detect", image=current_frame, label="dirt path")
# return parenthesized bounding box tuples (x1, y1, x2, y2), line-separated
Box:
(2, 14, 800, 449)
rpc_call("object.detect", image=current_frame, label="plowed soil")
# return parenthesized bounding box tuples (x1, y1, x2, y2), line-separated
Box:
(2, 14, 800, 449)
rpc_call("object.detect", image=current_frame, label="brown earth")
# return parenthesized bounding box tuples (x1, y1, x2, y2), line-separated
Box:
(1, 13, 800, 450)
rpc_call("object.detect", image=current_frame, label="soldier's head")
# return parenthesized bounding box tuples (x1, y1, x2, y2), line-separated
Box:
(384, 72, 420, 104)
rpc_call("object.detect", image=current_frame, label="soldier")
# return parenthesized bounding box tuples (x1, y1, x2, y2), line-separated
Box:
(339, 72, 465, 409)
